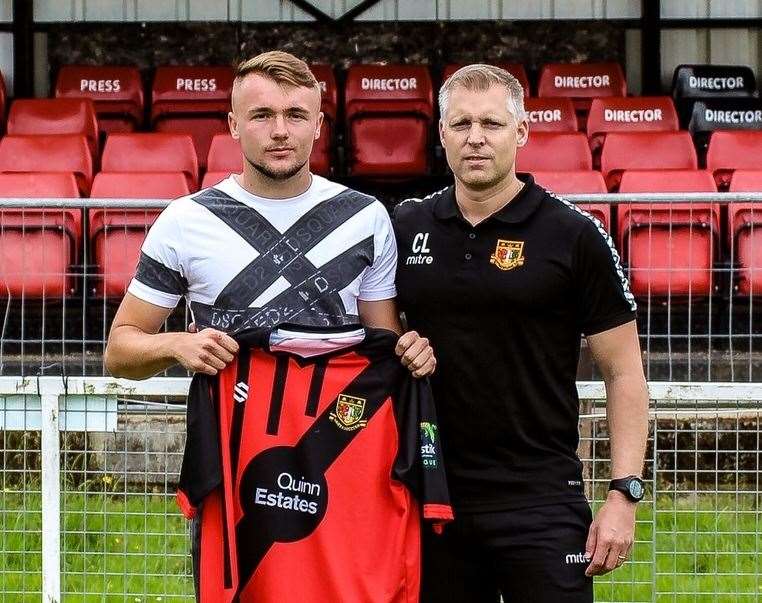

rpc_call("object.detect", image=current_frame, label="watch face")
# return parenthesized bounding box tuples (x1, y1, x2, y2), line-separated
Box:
(628, 479, 644, 500)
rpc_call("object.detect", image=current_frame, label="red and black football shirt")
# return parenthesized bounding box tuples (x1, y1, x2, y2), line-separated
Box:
(177, 324, 453, 603)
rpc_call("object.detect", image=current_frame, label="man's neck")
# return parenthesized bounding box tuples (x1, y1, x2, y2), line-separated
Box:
(236, 164, 313, 199)
(454, 174, 525, 226)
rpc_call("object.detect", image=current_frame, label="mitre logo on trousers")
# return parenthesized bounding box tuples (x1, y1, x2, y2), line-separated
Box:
(490, 239, 525, 271)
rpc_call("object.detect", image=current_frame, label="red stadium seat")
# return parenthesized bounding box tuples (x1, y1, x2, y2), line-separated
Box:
(524, 98, 577, 132)
(600, 131, 697, 191)
(7, 98, 99, 158)
(727, 170, 762, 295)
(618, 170, 719, 297)
(206, 133, 241, 173)
(345, 64, 434, 178)
(530, 170, 609, 230)
(89, 172, 189, 298)
(201, 171, 231, 188)
(0, 173, 82, 298)
(0, 71, 6, 133)
(310, 65, 337, 176)
(442, 63, 530, 96)
(587, 96, 679, 157)
(151, 66, 234, 169)
(101, 133, 198, 190)
(706, 131, 762, 191)
(55, 65, 144, 134)
(0, 134, 94, 194)
(538, 62, 626, 128)
(516, 133, 592, 173)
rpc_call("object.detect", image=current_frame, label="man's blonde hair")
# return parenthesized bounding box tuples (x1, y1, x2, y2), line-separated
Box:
(235, 50, 319, 92)
(439, 64, 526, 121)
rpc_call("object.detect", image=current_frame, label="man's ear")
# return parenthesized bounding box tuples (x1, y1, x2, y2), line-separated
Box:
(315, 111, 324, 141)
(228, 111, 239, 140)
(516, 118, 529, 147)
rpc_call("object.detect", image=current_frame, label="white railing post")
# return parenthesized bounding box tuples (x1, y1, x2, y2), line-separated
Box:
(40, 385, 61, 603)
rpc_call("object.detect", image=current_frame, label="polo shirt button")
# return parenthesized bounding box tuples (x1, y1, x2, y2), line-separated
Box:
(468, 233, 476, 240)
(465, 253, 472, 260)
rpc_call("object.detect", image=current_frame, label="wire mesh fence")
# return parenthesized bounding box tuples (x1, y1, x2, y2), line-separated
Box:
(0, 196, 762, 601)
(2, 194, 762, 381)
(0, 379, 761, 602)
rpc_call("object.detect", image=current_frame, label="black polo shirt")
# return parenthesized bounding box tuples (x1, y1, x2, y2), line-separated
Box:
(393, 175, 637, 512)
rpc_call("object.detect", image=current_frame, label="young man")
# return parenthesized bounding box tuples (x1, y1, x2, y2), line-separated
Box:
(104, 50, 434, 597)
(394, 64, 649, 602)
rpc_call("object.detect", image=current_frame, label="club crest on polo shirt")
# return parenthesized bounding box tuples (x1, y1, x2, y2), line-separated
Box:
(490, 239, 525, 271)
(329, 394, 368, 431)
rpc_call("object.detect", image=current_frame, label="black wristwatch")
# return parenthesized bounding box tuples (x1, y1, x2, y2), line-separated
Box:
(608, 475, 645, 502)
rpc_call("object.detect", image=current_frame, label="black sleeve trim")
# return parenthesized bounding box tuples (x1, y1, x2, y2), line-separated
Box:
(582, 311, 637, 337)
(134, 251, 188, 295)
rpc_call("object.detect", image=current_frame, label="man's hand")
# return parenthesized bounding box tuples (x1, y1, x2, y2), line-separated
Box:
(174, 328, 239, 375)
(395, 331, 436, 378)
(584, 491, 637, 576)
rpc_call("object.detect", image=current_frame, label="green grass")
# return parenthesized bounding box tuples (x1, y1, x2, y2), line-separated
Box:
(0, 488, 194, 602)
(1, 490, 761, 602)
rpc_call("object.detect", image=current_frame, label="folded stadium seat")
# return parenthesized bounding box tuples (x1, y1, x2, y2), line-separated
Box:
(600, 131, 698, 191)
(727, 170, 762, 295)
(524, 98, 577, 132)
(586, 96, 679, 159)
(310, 64, 337, 176)
(537, 63, 626, 129)
(345, 64, 434, 178)
(203, 133, 241, 187)
(442, 63, 530, 96)
(55, 65, 144, 134)
(6, 98, 99, 158)
(101, 133, 198, 190)
(618, 169, 719, 298)
(151, 66, 234, 169)
(89, 172, 189, 298)
(530, 170, 610, 230)
(706, 130, 762, 191)
(672, 64, 757, 128)
(515, 132, 592, 173)
(0, 173, 82, 298)
(688, 98, 762, 158)
(0, 134, 94, 194)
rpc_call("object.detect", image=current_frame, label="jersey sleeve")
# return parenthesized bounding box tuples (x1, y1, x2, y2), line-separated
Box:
(574, 218, 637, 336)
(126, 204, 188, 308)
(358, 204, 398, 301)
(392, 374, 454, 532)
(176, 374, 222, 520)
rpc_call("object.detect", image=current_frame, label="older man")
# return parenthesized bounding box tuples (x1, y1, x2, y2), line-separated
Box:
(393, 64, 649, 602)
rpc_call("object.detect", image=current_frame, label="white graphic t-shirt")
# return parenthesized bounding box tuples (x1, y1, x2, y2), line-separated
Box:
(127, 174, 397, 330)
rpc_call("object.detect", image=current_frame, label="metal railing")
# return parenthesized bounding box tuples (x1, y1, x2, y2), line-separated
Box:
(2, 193, 762, 381)
(2, 377, 761, 602)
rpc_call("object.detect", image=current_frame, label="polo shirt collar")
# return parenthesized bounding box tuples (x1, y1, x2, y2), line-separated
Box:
(433, 174, 544, 224)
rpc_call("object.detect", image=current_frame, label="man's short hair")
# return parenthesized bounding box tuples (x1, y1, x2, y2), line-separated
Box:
(439, 64, 526, 121)
(235, 50, 320, 92)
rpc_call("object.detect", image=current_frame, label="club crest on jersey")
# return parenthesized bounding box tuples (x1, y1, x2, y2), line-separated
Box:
(490, 239, 525, 271)
(329, 394, 368, 431)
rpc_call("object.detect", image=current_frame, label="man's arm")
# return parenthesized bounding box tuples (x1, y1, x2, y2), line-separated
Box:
(583, 319, 649, 577)
(358, 298, 436, 378)
(105, 293, 238, 380)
